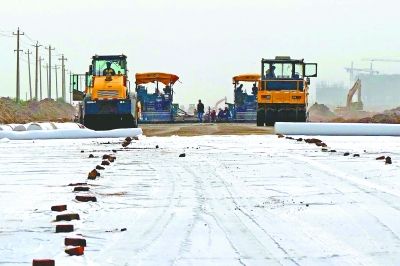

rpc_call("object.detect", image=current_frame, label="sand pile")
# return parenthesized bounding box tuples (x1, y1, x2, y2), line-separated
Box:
(308, 103, 337, 122)
(331, 106, 400, 123)
(0, 98, 75, 124)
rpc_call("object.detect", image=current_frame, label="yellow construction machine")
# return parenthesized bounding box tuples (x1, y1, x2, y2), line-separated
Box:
(73, 55, 140, 130)
(257, 56, 318, 126)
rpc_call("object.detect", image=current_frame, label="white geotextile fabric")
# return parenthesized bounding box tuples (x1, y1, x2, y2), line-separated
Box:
(0, 125, 13, 131)
(3, 122, 84, 131)
(275, 122, 400, 136)
(0, 128, 142, 140)
(26, 122, 56, 130)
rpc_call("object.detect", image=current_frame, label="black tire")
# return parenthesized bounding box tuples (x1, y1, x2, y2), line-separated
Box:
(257, 108, 265, 126)
(297, 110, 306, 122)
(265, 109, 275, 126)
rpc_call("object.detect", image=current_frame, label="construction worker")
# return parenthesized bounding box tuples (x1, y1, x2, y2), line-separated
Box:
(223, 106, 231, 120)
(217, 108, 224, 121)
(197, 99, 205, 122)
(265, 65, 276, 79)
(210, 109, 216, 122)
(103, 62, 116, 76)
(252, 83, 258, 95)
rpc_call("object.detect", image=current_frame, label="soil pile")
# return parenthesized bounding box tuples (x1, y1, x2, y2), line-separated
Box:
(308, 103, 337, 122)
(331, 106, 400, 123)
(0, 98, 75, 124)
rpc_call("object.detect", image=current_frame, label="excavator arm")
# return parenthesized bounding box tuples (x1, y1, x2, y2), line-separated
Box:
(346, 79, 362, 108)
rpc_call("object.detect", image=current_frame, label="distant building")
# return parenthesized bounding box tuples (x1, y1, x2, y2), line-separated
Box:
(358, 74, 400, 110)
(315, 81, 347, 107)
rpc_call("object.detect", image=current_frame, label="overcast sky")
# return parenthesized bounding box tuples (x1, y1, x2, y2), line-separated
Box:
(1, 0, 399, 106)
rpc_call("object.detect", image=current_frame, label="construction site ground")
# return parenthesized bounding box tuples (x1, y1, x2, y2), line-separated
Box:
(1, 134, 399, 265)
(141, 123, 274, 136)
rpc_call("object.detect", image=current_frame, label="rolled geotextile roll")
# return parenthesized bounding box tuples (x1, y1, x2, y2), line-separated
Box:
(51, 122, 82, 129)
(0, 125, 13, 131)
(13, 124, 27, 131)
(275, 122, 400, 136)
(0, 128, 142, 140)
(26, 122, 56, 131)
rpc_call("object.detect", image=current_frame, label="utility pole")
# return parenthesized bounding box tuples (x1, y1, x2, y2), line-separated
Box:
(69, 70, 72, 104)
(13, 27, 24, 102)
(32, 42, 41, 100)
(25, 49, 33, 100)
(45, 63, 49, 98)
(53, 65, 59, 99)
(39, 57, 44, 100)
(45, 45, 55, 99)
(58, 54, 68, 102)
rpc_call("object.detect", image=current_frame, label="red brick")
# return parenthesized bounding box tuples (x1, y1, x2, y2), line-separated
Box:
(96, 165, 105, 170)
(32, 259, 55, 266)
(55, 224, 74, 233)
(75, 195, 97, 202)
(88, 169, 99, 179)
(73, 186, 90, 192)
(65, 238, 86, 247)
(68, 182, 87, 186)
(56, 213, 80, 221)
(51, 205, 67, 212)
(65, 246, 84, 256)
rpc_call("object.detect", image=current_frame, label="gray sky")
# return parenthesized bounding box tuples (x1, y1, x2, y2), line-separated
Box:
(1, 0, 399, 106)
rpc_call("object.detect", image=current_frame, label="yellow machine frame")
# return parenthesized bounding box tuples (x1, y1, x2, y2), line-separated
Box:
(257, 80, 307, 105)
(88, 75, 128, 100)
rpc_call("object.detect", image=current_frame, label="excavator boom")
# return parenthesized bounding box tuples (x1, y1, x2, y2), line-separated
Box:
(346, 79, 363, 110)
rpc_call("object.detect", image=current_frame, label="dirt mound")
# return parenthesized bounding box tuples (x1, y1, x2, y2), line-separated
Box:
(308, 103, 337, 122)
(0, 98, 75, 124)
(331, 106, 400, 124)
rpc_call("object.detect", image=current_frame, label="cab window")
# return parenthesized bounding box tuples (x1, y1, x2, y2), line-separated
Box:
(93, 59, 127, 76)
(273, 63, 293, 79)
(294, 64, 303, 79)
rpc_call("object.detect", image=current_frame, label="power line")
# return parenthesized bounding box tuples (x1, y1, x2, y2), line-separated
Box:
(24, 33, 35, 43)
(20, 39, 34, 48)
(0, 32, 13, 38)
(20, 57, 35, 65)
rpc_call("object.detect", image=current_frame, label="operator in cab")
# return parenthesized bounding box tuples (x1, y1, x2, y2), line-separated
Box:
(103, 62, 116, 76)
(265, 65, 276, 79)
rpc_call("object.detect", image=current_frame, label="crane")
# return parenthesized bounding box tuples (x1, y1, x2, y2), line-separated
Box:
(362, 58, 400, 70)
(345, 62, 379, 84)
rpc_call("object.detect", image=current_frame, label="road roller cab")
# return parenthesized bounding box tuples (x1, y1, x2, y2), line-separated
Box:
(257, 56, 317, 126)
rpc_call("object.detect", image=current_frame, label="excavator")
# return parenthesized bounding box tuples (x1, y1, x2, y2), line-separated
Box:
(345, 78, 363, 111)
(73, 55, 140, 130)
(257, 56, 318, 126)
(335, 78, 363, 114)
